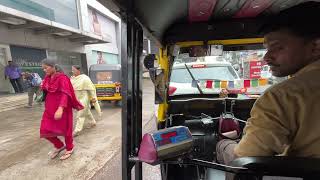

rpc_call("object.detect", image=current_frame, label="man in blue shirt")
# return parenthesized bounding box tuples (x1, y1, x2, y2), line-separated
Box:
(4, 60, 23, 93)
(22, 71, 42, 107)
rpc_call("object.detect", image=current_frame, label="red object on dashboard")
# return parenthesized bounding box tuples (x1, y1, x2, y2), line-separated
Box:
(227, 88, 247, 94)
(240, 88, 247, 94)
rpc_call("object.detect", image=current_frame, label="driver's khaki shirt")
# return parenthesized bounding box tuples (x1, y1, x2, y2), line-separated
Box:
(235, 60, 320, 158)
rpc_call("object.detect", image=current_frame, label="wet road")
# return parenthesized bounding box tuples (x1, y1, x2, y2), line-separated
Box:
(0, 79, 161, 180)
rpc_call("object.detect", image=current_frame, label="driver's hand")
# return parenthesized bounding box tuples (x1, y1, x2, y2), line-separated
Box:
(222, 130, 238, 139)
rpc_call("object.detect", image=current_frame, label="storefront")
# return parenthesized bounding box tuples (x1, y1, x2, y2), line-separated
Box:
(47, 50, 87, 76)
(10, 45, 47, 78)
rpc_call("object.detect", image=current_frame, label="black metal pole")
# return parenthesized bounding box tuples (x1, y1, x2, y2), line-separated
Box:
(121, 16, 133, 180)
(121, 7, 143, 180)
(133, 21, 143, 180)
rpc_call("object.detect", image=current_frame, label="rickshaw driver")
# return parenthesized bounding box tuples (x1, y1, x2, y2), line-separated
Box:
(216, 1, 320, 166)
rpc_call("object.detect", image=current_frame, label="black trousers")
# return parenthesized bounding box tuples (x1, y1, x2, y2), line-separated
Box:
(9, 78, 24, 93)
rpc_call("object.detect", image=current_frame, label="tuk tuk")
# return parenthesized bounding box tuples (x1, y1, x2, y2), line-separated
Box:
(89, 64, 122, 105)
(98, 0, 320, 180)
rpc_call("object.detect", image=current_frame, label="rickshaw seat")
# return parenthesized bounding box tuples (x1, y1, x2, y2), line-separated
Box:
(230, 156, 320, 178)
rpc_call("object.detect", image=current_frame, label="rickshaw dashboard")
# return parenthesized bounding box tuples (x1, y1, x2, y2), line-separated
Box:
(167, 97, 256, 160)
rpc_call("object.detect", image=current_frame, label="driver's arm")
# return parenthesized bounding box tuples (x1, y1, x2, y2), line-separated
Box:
(234, 88, 293, 157)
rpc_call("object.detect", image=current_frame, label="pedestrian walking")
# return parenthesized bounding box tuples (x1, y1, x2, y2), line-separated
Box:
(70, 65, 101, 137)
(22, 71, 42, 107)
(4, 60, 24, 93)
(40, 59, 83, 160)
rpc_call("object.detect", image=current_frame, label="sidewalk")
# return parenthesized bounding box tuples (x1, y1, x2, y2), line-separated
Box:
(0, 93, 28, 113)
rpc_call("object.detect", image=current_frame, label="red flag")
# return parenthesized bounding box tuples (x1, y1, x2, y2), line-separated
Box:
(206, 80, 213, 88)
(244, 79, 251, 88)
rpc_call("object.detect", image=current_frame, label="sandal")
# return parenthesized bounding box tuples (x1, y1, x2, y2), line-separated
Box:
(60, 149, 74, 160)
(48, 146, 65, 159)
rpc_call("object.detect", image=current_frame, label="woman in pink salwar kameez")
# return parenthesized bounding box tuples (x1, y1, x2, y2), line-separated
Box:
(40, 59, 83, 160)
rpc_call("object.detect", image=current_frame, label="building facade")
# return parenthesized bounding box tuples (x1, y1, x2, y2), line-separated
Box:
(0, 0, 120, 93)
(81, 0, 121, 71)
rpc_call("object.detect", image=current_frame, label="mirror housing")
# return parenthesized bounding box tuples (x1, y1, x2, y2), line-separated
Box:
(138, 126, 193, 165)
(143, 54, 156, 70)
(209, 45, 223, 56)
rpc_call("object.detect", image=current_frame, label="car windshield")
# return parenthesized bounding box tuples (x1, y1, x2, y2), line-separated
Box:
(171, 66, 238, 83)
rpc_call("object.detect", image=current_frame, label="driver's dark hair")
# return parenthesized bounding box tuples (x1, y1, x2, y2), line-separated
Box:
(259, 1, 320, 39)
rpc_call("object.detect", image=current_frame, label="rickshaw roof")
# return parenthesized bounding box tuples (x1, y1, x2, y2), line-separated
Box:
(99, 0, 310, 46)
(89, 64, 121, 71)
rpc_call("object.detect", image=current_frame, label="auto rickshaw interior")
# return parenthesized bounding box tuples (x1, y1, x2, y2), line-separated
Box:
(145, 7, 320, 180)
(99, 0, 320, 180)
(141, 42, 320, 180)
(141, 40, 270, 179)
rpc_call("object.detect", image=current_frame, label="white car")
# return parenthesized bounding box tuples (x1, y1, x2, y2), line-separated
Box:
(169, 62, 240, 96)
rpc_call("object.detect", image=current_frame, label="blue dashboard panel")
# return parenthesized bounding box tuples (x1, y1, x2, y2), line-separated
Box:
(153, 126, 192, 149)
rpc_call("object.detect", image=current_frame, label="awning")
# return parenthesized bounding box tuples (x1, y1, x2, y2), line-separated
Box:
(0, 6, 112, 45)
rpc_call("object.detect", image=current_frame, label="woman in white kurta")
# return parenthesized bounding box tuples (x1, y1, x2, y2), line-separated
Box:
(71, 65, 101, 136)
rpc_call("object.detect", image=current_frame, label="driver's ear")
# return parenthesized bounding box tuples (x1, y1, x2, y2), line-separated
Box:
(311, 38, 320, 58)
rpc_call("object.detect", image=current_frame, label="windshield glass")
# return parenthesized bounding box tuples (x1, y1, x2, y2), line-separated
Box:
(171, 66, 238, 83)
(169, 48, 287, 96)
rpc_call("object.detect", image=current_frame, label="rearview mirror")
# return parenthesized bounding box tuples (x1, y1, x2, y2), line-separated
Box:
(138, 126, 193, 165)
(209, 45, 223, 56)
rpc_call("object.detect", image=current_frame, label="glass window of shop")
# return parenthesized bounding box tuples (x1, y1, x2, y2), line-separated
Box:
(47, 51, 85, 76)
(10, 45, 47, 78)
(0, 0, 79, 29)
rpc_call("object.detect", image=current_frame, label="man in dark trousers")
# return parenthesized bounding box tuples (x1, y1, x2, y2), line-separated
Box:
(4, 60, 24, 93)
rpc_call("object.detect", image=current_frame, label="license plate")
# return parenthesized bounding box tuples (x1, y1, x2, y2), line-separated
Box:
(263, 176, 303, 180)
